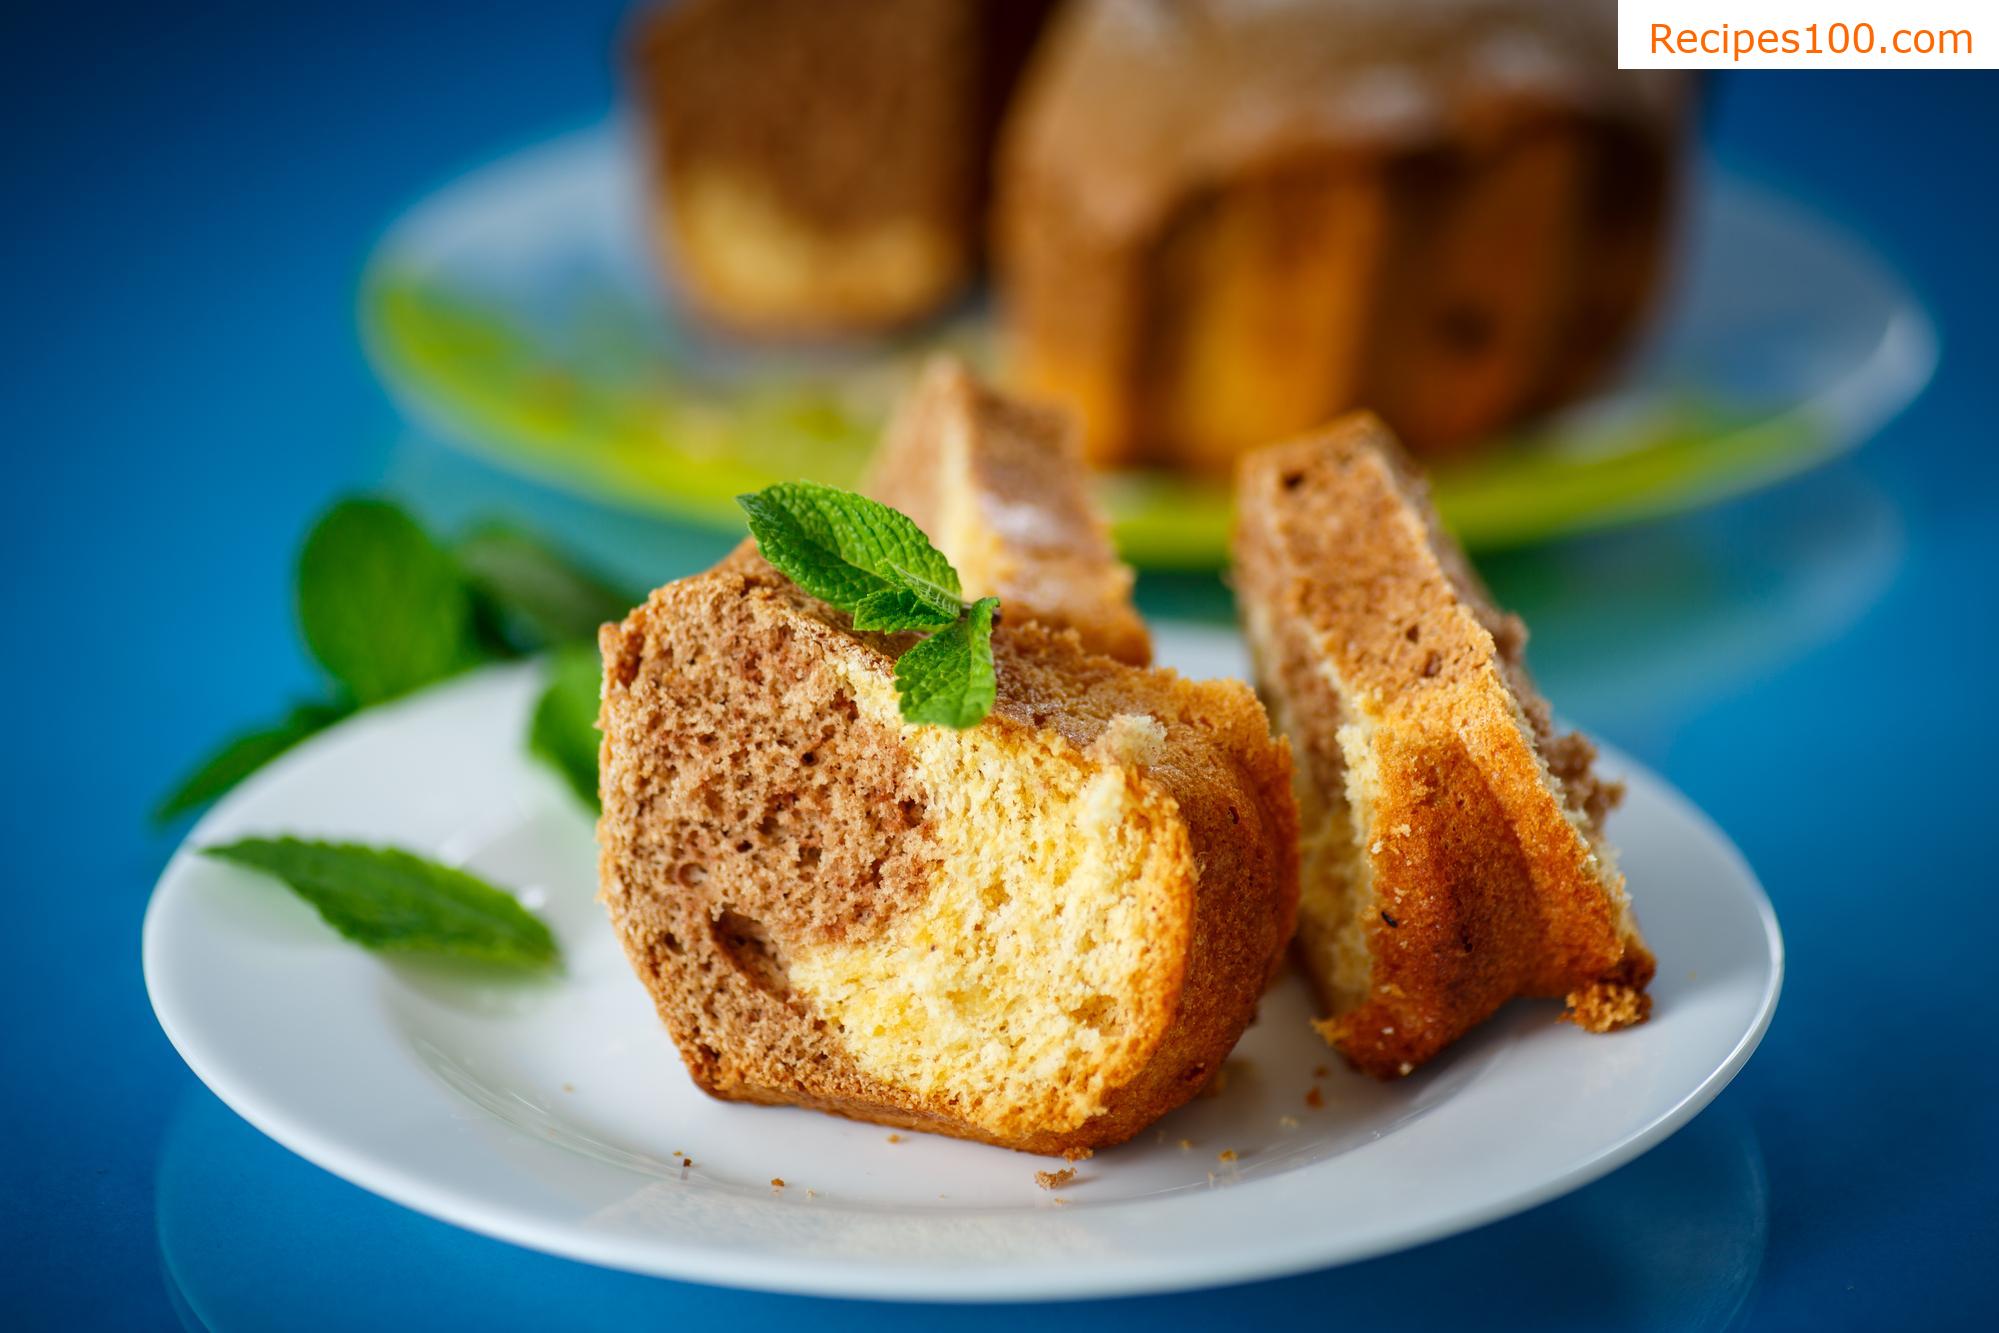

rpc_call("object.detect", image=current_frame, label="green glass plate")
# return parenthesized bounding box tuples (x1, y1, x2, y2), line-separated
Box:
(362, 123, 1934, 569)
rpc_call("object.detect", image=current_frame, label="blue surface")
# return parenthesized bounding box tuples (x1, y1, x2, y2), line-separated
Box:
(4, 3, 1996, 1326)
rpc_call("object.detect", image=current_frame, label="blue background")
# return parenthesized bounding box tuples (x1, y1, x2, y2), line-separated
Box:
(4, 3, 1995, 1327)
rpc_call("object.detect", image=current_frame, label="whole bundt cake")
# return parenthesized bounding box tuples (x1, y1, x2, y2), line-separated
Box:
(997, 0, 1692, 468)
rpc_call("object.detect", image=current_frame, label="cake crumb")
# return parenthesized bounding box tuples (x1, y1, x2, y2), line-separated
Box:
(1035, 1168, 1077, 1190)
(1217, 1149, 1238, 1163)
(1051, 1196, 1070, 1206)
(806, 1189, 818, 1198)
(680, 1156, 694, 1168)
(886, 1134, 903, 1144)
(1178, 1138, 1194, 1151)
(562, 1082, 576, 1094)
(1089, 712, 1167, 767)
(1313, 1065, 1329, 1079)
(770, 1178, 785, 1189)
(1279, 1115, 1299, 1129)
(1563, 981, 1652, 1032)
(1304, 1087, 1324, 1109)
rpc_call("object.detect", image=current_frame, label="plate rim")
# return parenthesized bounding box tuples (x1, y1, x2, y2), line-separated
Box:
(144, 651, 1784, 1303)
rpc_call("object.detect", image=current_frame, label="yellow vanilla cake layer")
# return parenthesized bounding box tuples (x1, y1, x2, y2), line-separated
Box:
(788, 666, 1184, 1138)
(660, 171, 967, 333)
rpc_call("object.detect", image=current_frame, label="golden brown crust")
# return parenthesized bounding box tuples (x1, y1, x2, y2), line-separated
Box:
(865, 357, 1152, 666)
(1233, 414, 1650, 1078)
(597, 547, 1295, 1152)
(996, 0, 1691, 464)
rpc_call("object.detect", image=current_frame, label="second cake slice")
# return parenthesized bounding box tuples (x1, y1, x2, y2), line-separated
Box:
(1233, 414, 1652, 1078)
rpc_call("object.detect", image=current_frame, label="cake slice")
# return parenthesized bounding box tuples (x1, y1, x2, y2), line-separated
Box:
(1232, 414, 1651, 1078)
(597, 548, 1296, 1154)
(864, 357, 1152, 666)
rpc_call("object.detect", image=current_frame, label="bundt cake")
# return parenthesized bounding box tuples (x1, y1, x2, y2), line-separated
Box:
(996, 0, 1691, 467)
(1231, 414, 1652, 1078)
(864, 356, 1152, 666)
(597, 547, 1297, 1153)
(628, 0, 1060, 334)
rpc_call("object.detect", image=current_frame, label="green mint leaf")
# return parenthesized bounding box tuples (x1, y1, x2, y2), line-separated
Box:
(893, 597, 999, 729)
(202, 837, 559, 969)
(737, 482, 997, 727)
(887, 562, 966, 620)
(849, 586, 961, 633)
(153, 702, 351, 825)
(455, 522, 636, 655)
(737, 482, 962, 613)
(528, 643, 602, 812)
(297, 498, 474, 705)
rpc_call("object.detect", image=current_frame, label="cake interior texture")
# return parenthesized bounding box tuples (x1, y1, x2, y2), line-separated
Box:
(1233, 414, 1650, 1077)
(865, 356, 1152, 666)
(597, 549, 1295, 1153)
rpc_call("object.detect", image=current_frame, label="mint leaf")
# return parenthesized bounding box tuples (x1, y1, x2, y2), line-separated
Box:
(153, 702, 351, 825)
(456, 523, 635, 654)
(297, 498, 472, 705)
(850, 585, 961, 633)
(738, 482, 1002, 728)
(887, 562, 966, 620)
(529, 644, 602, 811)
(894, 597, 999, 729)
(737, 482, 961, 613)
(203, 837, 559, 969)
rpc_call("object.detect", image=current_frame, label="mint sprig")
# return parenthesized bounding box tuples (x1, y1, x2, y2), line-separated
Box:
(202, 837, 560, 970)
(528, 643, 603, 812)
(738, 482, 962, 628)
(157, 496, 634, 823)
(297, 499, 473, 706)
(153, 702, 353, 825)
(737, 482, 1000, 728)
(895, 597, 1000, 729)
(457, 521, 636, 655)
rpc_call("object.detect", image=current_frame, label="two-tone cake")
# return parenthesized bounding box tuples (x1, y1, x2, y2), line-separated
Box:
(1232, 413, 1652, 1077)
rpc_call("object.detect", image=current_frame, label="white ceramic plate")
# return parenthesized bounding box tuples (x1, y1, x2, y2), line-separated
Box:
(144, 624, 1782, 1302)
